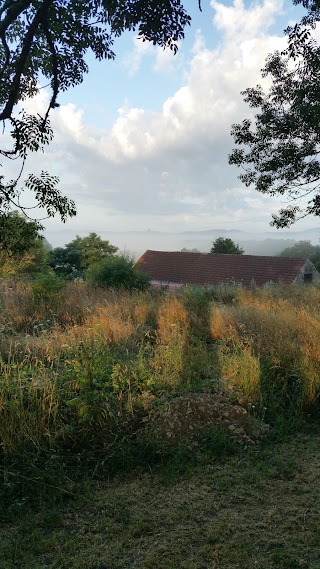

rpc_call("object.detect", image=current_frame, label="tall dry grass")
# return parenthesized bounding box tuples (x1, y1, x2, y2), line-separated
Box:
(1, 281, 320, 511)
(210, 289, 320, 419)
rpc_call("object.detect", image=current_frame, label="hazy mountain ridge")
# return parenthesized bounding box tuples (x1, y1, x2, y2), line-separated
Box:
(46, 227, 319, 259)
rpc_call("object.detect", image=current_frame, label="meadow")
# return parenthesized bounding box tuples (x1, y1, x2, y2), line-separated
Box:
(1, 280, 320, 568)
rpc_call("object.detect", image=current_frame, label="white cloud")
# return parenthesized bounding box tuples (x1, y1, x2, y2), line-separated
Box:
(153, 42, 181, 73)
(4, 0, 314, 247)
(122, 36, 181, 76)
(121, 32, 183, 77)
(98, 1, 286, 166)
(121, 37, 153, 76)
(192, 30, 206, 55)
(211, 0, 284, 39)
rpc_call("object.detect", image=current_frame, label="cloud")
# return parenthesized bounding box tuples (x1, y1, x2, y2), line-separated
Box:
(121, 37, 153, 76)
(211, 0, 284, 39)
(122, 36, 181, 76)
(3, 0, 312, 245)
(108, 3, 286, 163)
(153, 42, 182, 73)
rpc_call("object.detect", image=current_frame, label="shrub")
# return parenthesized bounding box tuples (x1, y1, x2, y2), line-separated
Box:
(31, 272, 65, 302)
(86, 256, 150, 290)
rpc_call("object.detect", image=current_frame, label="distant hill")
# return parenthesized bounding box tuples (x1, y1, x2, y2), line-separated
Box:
(45, 227, 319, 259)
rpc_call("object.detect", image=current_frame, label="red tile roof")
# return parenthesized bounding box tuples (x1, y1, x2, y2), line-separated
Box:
(136, 250, 307, 287)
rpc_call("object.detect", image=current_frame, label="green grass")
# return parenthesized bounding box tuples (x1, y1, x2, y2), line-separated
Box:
(1, 432, 320, 568)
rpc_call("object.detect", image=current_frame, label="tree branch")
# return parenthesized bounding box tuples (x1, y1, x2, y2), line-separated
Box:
(0, 0, 53, 121)
(40, 14, 60, 128)
(0, 0, 31, 36)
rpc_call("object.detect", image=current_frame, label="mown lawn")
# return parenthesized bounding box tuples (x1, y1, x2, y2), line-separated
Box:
(1, 431, 320, 569)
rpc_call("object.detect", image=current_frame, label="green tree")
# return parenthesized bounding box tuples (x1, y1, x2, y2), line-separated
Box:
(229, 0, 320, 228)
(70, 233, 118, 268)
(48, 232, 118, 278)
(0, 1, 196, 221)
(86, 255, 150, 290)
(0, 211, 48, 277)
(210, 237, 244, 255)
(47, 246, 82, 279)
(279, 240, 320, 272)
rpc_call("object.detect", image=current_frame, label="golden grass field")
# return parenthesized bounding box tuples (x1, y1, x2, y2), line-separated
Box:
(1, 281, 320, 568)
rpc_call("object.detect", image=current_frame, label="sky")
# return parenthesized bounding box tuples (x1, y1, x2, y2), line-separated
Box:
(6, 0, 318, 252)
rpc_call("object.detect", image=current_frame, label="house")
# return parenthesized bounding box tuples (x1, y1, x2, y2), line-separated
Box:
(135, 250, 320, 288)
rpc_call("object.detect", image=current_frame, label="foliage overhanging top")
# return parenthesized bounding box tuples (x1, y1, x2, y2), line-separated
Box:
(0, 0, 193, 222)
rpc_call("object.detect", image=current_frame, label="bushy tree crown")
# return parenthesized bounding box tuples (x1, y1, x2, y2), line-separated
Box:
(210, 237, 244, 255)
(229, 0, 320, 228)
